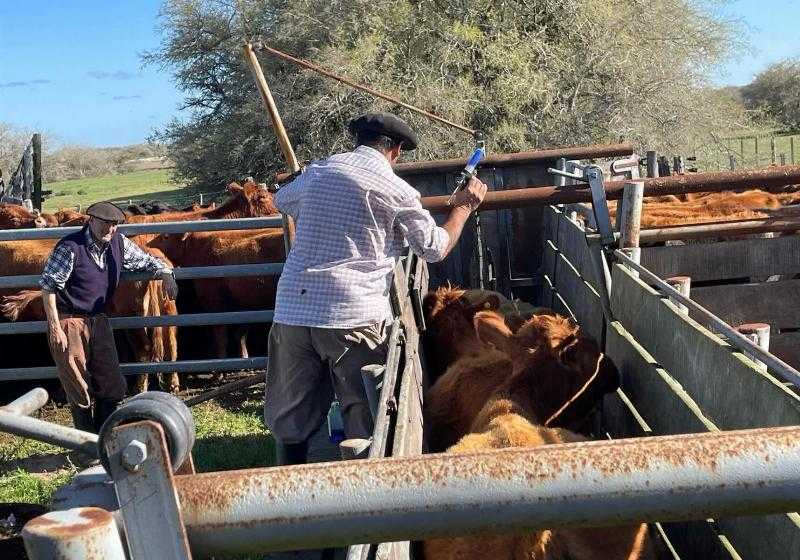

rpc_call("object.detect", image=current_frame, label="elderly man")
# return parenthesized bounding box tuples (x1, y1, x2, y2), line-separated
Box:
(40, 201, 178, 433)
(265, 112, 488, 465)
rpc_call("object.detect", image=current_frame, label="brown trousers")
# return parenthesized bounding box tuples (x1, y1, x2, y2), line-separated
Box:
(264, 321, 388, 444)
(47, 314, 127, 409)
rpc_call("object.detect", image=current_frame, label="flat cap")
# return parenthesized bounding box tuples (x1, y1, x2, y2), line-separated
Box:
(348, 112, 419, 150)
(86, 201, 126, 223)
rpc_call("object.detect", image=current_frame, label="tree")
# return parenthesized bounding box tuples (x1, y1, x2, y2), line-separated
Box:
(742, 59, 800, 133)
(147, 0, 754, 187)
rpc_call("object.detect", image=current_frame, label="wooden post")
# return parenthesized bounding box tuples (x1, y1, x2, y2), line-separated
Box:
(646, 151, 659, 178)
(673, 155, 685, 174)
(665, 276, 691, 315)
(242, 42, 297, 250)
(619, 181, 643, 271)
(771, 136, 776, 165)
(32, 133, 43, 211)
(729, 154, 736, 171)
(754, 136, 759, 166)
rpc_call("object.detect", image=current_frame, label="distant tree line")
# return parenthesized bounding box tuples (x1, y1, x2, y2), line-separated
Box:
(145, 0, 756, 188)
(0, 123, 168, 184)
(741, 59, 800, 134)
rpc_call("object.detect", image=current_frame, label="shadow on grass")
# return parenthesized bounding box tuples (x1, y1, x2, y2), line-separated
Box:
(193, 433, 276, 473)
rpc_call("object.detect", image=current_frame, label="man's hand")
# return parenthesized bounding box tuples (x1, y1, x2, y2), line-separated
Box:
(161, 269, 179, 300)
(48, 321, 68, 352)
(450, 176, 488, 213)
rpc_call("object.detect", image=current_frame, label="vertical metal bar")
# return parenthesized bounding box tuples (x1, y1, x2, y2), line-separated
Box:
(740, 137, 745, 161)
(105, 421, 193, 560)
(32, 133, 43, 210)
(23, 507, 127, 560)
(729, 154, 736, 171)
(754, 136, 759, 166)
(792, 136, 796, 165)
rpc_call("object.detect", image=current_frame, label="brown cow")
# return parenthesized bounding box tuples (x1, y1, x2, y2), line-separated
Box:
(149, 227, 286, 360)
(0, 204, 49, 229)
(425, 310, 619, 452)
(423, 311, 652, 560)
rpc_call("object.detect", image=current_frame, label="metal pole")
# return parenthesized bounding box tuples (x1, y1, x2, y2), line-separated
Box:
(32, 133, 43, 210)
(0, 388, 49, 415)
(176, 427, 800, 555)
(729, 154, 736, 171)
(639, 216, 800, 243)
(419, 165, 800, 213)
(771, 136, 776, 164)
(792, 137, 796, 165)
(736, 323, 771, 370)
(614, 249, 800, 385)
(0, 409, 98, 456)
(22, 507, 126, 560)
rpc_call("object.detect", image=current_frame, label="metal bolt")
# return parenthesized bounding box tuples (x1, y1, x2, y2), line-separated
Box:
(121, 439, 148, 472)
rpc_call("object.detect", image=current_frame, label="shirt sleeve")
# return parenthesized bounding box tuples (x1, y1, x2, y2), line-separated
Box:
(40, 243, 75, 292)
(121, 235, 167, 275)
(274, 170, 308, 218)
(393, 192, 450, 263)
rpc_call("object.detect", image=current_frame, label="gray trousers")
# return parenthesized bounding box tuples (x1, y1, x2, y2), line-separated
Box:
(264, 321, 388, 445)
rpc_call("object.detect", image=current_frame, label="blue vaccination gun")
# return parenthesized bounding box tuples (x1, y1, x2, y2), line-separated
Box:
(447, 141, 486, 206)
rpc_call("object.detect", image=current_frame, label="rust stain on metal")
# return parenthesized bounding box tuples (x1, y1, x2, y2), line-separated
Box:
(24, 507, 113, 538)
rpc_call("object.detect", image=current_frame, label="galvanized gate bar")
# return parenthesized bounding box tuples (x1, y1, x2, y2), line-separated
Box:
(614, 249, 800, 386)
(176, 426, 800, 555)
(0, 216, 284, 241)
(0, 408, 98, 456)
(0, 357, 269, 381)
(638, 216, 800, 243)
(0, 309, 275, 335)
(420, 166, 800, 214)
(0, 262, 284, 289)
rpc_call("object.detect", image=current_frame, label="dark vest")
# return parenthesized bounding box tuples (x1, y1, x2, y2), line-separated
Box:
(55, 227, 124, 315)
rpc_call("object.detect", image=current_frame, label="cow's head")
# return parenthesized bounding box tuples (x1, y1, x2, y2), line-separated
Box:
(226, 180, 279, 217)
(422, 286, 508, 382)
(474, 310, 619, 431)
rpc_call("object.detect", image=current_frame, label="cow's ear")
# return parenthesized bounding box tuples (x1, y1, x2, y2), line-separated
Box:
(227, 182, 244, 193)
(474, 310, 514, 352)
(462, 291, 502, 314)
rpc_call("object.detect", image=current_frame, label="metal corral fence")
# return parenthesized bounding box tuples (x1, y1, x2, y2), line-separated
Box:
(0, 216, 284, 381)
(542, 204, 800, 559)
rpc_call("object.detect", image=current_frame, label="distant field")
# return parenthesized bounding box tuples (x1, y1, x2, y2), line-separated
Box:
(42, 168, 226, 212)
(702, 133, 800, 171)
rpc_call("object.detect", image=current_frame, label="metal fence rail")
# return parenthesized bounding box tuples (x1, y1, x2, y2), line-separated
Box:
(0, 217, 285, 379)
(0, 216, 283, 241)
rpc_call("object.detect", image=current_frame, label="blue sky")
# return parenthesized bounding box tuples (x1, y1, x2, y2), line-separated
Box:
(0, 0, 798, 147)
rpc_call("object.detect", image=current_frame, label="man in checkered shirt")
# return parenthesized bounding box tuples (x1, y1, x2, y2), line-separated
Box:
(265, 112, 487, 465)
(39, 201, 178, 436)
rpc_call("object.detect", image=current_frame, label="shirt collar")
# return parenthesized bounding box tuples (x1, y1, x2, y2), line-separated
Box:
(354, 145, 394, 172)
(84, 227, 107, 252)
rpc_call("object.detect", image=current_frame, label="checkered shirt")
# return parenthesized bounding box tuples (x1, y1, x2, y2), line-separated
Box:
(40, 228, 168, 292)
(274, 145, 449, 328)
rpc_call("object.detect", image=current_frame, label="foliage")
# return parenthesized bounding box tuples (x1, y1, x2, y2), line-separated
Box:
(742, 59, 800, 133)
(146, 0, 754, 186)
(0, 469, 76, 504)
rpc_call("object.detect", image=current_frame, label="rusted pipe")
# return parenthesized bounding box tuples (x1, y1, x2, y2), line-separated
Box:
(639, 217, 800, 243)
(175, 426, 800, 555)
(22, 507, 126, 560)
(395, 143, 634, 176)
(420, 166, 800, 213)
(275, 143, 635, 182)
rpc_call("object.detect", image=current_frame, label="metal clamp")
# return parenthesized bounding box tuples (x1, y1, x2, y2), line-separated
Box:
(547, 164, 615, 246)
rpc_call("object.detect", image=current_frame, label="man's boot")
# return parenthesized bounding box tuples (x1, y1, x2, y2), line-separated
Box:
(93, 399, 122, 433)
(69, 405, 95, 433)
(275, 440, 308, 466)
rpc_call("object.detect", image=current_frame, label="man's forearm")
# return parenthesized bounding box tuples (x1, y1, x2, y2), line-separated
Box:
(42, 289, 60, 327)
(440, 206, 473, 258)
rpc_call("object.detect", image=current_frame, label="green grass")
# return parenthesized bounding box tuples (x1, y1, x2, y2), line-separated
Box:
(43, 169, 183, 211)
(701, 133, 800, 171)
(0, 385, 273, 506)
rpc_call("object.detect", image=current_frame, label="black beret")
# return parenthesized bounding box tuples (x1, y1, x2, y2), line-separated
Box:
(348, 112, 419, 150)
(86, 201, 126, 223)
